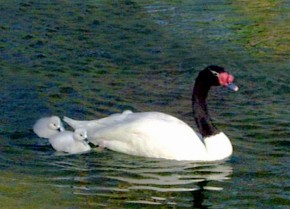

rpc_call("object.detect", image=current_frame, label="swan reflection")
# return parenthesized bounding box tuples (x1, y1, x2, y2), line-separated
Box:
(117, 160, 233, 207)
(51, 154, 233, 208)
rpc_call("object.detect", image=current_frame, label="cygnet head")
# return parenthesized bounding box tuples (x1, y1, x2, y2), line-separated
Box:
(33, 116, 65, 138)
(73, 128, 87, 142)
(48, 116, 65, 132)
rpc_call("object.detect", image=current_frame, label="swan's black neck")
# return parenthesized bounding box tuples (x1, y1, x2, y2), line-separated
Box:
(191, 73, 220, 137)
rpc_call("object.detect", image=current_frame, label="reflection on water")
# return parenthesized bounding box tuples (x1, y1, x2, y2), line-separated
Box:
(0, 0, 289, 208)
(1, 135, 233, 208)
(45, 149, 233, 208)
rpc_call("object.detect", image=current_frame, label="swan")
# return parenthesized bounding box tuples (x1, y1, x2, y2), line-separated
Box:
(63, 66, 238, 161)
(33, 116, 65, 138)
(48, 128, 91, 154)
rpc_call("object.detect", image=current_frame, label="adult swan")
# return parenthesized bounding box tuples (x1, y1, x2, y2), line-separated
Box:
(64, 66, 239, 161)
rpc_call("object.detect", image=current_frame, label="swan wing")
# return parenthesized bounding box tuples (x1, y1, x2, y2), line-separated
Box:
(87, 112, 207, 160)
(63, 110, 133, 130)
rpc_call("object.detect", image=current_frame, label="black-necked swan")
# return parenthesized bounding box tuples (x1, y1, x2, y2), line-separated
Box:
(64, 65, 238, 161)
(33, 116, 65, 138)
(48, 128, 91, 154)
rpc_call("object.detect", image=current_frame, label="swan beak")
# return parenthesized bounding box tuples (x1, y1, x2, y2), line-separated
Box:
(226, 83, 239, 92)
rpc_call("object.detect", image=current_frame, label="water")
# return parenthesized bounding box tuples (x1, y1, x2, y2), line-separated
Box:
(0, 0, 289, 208)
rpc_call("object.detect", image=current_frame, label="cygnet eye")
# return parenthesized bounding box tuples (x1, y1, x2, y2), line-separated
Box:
(50, 123, 56, 128)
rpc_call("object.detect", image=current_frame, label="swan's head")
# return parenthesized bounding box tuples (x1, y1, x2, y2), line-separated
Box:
(73, 128, 88, 142)
(204, 65, 239, 91)
(48, 116, 65, 132)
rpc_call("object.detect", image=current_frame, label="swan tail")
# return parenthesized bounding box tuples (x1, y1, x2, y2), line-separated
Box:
(63, 116, 85, 129)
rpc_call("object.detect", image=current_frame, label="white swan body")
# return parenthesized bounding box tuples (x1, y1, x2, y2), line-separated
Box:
(63, 66, 237, 161)
(48, 128, 91, 154)
(33, 116, 64, 138)
(64, 111, 232, 161)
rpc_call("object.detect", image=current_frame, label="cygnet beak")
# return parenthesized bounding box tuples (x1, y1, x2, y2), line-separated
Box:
(58, 127, 65, 132)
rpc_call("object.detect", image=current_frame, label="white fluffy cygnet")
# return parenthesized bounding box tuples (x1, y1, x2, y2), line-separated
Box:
(33, 116, 65, 138)
(48, 128, 91, 154)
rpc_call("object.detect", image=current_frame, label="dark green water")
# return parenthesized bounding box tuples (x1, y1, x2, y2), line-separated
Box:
(0, 0, 289, 208)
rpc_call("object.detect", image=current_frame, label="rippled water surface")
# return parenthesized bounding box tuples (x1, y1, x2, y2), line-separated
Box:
(0, 0, 289, 208)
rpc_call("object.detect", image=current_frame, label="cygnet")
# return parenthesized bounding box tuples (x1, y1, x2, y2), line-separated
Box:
(33, 116, 65, 138)
(48, 128, 91, 154)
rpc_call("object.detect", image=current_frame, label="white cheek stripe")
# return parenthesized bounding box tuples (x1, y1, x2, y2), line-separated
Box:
(209, 70, 220, 77)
